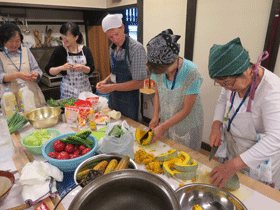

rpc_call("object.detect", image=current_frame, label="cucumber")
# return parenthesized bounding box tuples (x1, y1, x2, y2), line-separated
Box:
(67, 135, 92, 149)
(75, 130, 91, 139)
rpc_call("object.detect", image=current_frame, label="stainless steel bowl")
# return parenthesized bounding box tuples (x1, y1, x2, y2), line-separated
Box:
(74, 153, 138, 185)
(25, 107, 61, 129)
(175, 183, 247, 210)
(70, 169, 181, 210)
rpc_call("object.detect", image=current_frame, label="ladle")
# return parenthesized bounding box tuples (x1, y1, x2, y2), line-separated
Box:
(24, 19, 30, 35)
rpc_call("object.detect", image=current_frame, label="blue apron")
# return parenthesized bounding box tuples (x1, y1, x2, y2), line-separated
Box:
(109, 37, 139, 121)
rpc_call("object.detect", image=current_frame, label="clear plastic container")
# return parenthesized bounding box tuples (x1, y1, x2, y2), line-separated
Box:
(0, 109, 14, 160)
(22, 86, 36, 113)
(18, 84, 26, 113)
(2, 88, 17, 117)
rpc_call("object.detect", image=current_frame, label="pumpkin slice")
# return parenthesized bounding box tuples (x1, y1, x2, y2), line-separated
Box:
(155, 149, 178, 162)
(135, 128, 154, 146)
(174, 151, 194, 172)
(163, 158, 182, 177)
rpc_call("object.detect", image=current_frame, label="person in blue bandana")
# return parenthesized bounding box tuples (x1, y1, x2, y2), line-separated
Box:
(146, 29, 204, 152)
(208, 37, 280, 190)
(0, 23, 45, 109)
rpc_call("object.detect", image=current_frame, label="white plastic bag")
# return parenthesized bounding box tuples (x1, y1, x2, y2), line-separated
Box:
(78, 92, 108, 111)
(97, 120, 135, 159)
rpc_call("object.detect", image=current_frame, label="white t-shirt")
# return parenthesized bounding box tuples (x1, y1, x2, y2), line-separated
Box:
(213, 68, 280, 169)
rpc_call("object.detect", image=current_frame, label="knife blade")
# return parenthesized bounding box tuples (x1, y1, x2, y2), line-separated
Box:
(209, 146, 219, 161)
(139, 129, 151, 144)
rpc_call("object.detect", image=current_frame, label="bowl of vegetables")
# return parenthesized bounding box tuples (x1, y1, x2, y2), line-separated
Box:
(42, 130, 98, 172)
(21, 128, 62, 155)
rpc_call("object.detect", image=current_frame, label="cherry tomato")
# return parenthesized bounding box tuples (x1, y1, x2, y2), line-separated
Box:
(65, 144, 74, 153)
(73, 149, 82, 156)
(69, 154, 78, 159)
(79, 144, 86, 151)
(57, 151, 70, 160)
(53, 140, 61, 146)
(82, 148, 91, 155)
(53, 141, 65, 152)
(73, 144, 79, 152)
(48, 151, 59, 159)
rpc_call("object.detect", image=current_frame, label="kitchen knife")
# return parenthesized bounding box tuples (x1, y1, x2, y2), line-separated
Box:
(139, 128, 151, 144)
(209, 146, 219, 161)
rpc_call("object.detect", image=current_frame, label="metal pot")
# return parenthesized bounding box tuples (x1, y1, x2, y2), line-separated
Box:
(69, 169, 181, 210)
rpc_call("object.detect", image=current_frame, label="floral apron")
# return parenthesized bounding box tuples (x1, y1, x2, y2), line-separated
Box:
(0, 47, 46, 111)
(60, 46, 92, 99)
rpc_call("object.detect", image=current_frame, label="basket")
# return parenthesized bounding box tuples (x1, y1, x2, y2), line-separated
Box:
(20, 129, 62, 155)
(42, 133, 98, 172)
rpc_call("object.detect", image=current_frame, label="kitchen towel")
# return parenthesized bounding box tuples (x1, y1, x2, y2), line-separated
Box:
(18, 160, 63, 205)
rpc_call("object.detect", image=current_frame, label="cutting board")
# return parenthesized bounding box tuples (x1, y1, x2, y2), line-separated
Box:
(91, 127, 107, 141)
(133, 140, 252, 202)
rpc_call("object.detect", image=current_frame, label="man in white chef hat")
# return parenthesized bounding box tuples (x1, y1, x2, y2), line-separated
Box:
(96, 13, 147, 122)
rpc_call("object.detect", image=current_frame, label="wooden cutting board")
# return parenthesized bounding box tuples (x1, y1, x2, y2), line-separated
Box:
(133, 140, 252, 202)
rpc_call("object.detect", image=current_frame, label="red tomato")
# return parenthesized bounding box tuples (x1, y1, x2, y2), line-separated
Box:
(57, 151, 70, 160)
(79, 144, 86, 151)
(65, 144, 74, 153)
(69, 154, 78, 159)
(73, 149, 82, 156)
(73, 144, 79, 151)
(53, 140, 61, 146)
(48, 151, 59, 159)
(53, 141, 65, 152)
(82, 148, 91, 155)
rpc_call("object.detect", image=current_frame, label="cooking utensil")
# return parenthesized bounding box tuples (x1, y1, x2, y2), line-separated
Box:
(24, 20, 30, 35)
(209, 146, 219, 161)
(25, 107, 61, 129)
(69, 169, 181, 210)
(42, 133, 98, 172)
(74, 153, 138, 185)
(139, 128, 151, 144)
(20, 128, 62, 155)
(175, 183, 247, 210)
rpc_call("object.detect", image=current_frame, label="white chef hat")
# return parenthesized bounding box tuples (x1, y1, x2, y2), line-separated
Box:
(102, 14, 123, 33)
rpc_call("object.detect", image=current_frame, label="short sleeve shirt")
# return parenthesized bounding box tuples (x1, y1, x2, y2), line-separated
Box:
(109, 36, 147, 80)
(151, 58, 201, 95)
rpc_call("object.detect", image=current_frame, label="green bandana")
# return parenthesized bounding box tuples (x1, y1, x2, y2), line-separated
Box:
(208, 37, 250, 78)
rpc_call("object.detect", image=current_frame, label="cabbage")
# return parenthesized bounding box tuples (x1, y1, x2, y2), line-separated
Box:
(25, 136, 41, 146)
(25, 129, 52, 146)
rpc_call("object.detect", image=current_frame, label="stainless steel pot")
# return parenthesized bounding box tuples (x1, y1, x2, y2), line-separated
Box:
(69, 169, 181, 210)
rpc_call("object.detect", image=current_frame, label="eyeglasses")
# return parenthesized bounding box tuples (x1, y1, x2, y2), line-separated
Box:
(214, 78, 236, 88)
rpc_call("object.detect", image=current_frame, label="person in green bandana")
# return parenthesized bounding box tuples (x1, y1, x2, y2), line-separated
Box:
(208, 37, 280, 190)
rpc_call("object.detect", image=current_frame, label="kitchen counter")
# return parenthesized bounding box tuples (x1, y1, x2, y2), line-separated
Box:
(1, 116, 280, 209)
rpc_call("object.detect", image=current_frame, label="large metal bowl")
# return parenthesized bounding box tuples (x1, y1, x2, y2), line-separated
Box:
(175, 183, 247, 210)
(74, 153, 138, 185)
(70, 169, 181, 210)
(25, 107, 61, 129)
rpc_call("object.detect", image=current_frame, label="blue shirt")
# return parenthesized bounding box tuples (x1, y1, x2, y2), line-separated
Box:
(151, 58, 201, 95)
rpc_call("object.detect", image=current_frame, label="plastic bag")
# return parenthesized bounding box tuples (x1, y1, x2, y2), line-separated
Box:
(97, 120, 135, 159)
(78, 92, 108, 111)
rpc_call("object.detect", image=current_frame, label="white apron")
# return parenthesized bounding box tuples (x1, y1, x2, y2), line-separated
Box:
(60, 45, 92, 99)
(0, 47, 46, 111)
(218, 99, 280, 190)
